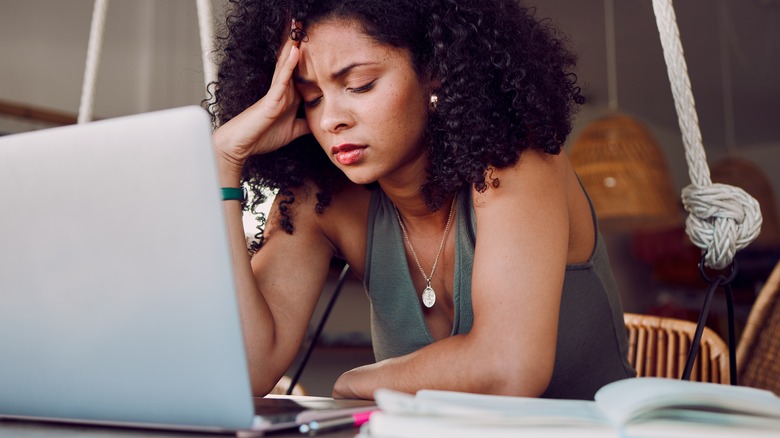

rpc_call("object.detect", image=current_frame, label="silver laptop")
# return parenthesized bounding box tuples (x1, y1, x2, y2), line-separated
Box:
(0, 106, 373, 432)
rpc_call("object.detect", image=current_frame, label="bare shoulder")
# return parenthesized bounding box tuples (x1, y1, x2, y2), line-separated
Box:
(471, 149, 593, 264)
(319, 183, 372, 277)
(262, 181, 372, 277)
(472, 149, 570, 208)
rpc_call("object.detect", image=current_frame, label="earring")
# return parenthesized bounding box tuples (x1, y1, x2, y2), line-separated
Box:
(429, 94, 439, 111)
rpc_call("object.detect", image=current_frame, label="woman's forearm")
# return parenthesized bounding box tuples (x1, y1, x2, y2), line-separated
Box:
(333, 331, 553, 400)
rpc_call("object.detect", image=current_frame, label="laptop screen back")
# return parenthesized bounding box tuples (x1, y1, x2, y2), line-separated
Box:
(0, 106, 256, 430)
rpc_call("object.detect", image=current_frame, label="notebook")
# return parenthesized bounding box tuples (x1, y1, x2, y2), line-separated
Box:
(0, 106, 374, 433)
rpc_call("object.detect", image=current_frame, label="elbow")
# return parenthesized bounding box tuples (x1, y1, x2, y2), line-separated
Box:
(246, 333, 294, 397)
(473, 346, 554, 398)
(248, 362, 289, 397)
(250, 374, 278, 397)
(252, 374, 300, 397)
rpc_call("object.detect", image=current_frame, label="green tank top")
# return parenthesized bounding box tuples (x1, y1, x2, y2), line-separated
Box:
(363, 186, 636, 400)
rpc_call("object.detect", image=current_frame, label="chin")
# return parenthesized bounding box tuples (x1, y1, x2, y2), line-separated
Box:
(345, 175, 378, 186)
(339, 168, 379, 186)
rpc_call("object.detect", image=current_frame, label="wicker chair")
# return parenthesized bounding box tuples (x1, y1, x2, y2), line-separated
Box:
(624, 313, 730, 384)
(736, 260, 780, 395)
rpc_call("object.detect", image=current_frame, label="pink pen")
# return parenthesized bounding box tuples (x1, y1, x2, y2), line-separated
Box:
(298, 409, 377, 436)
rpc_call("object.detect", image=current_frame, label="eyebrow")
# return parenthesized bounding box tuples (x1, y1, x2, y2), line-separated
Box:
(295, 62, 379, 85)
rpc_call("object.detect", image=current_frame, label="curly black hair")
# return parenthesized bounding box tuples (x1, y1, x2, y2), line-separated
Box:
(206, 0, 584, 237)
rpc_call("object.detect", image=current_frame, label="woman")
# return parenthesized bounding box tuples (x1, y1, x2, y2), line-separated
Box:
(207, 0, 635, 400)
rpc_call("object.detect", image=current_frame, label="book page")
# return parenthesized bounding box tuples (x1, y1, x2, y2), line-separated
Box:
(624, 419, 780, 438)
(375, 388, 608, 426)
(594, 377, 780, 426)
(364, 412, 617, 438)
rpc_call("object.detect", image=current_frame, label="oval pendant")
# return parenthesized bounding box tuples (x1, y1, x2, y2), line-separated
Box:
(422, 286, 436, 308)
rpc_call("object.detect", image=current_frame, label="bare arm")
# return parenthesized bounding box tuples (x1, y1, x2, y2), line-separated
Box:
(213, 26, 333, 395)
(333, 150, 575, 399)
(237, 192, 335, 396)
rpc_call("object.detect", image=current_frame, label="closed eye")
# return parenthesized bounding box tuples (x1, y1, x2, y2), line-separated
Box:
(303, 80, 375, 108)
(348, 80, 375, 93)
(303, 96, 322, 108)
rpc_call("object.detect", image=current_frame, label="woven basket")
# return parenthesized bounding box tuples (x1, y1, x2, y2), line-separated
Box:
(570, 113, 681, 233)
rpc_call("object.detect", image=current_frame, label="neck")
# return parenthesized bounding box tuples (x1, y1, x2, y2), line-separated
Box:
(377, 181, 430, 220)
(391, 191, 457, 236)
(376, 151, 430, 217)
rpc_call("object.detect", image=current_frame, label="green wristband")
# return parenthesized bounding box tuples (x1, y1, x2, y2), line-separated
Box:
(221, 187, 245, 202)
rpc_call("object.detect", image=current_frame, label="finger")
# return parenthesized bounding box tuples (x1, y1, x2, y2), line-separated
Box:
(266, 45, 301, 107)
(271, 42, 294, 85)
(272, 19, 301, 83)
(239, 44, 298, 123)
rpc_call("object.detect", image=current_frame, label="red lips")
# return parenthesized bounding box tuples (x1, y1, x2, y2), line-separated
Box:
(331, 143, 366, 165)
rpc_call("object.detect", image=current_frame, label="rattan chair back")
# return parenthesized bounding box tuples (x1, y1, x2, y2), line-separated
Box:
(624, 313, 730, 384)
(736, 260, 780, 395)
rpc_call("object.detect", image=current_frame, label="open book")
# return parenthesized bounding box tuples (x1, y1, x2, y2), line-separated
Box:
(361, 378, 780, 438)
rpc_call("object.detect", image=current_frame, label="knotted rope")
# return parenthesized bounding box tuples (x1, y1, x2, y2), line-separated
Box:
(78, 0, 216, 124)
(651, 0, 762, 270)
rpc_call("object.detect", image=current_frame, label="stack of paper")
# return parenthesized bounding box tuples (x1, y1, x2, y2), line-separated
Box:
(360, 377, 780, 437)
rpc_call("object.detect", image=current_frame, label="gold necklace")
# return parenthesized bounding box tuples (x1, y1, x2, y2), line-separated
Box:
(394, 197, 456, 308)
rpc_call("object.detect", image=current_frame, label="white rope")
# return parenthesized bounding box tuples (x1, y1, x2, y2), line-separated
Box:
(651, 0, 762, 270)
(78, 0, 109, 124)
(196, 0, 217, 92)
(80, 1, 214, 123)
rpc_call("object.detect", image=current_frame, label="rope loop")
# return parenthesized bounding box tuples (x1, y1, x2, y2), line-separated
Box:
(682, 183, 763, 269)
(698, 252, 738, 285)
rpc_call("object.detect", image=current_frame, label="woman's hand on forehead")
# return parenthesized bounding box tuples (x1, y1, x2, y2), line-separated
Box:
(212, 19, 311, 170)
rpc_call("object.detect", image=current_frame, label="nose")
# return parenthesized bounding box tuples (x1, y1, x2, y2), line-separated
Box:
(318, 96, 353, 133)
